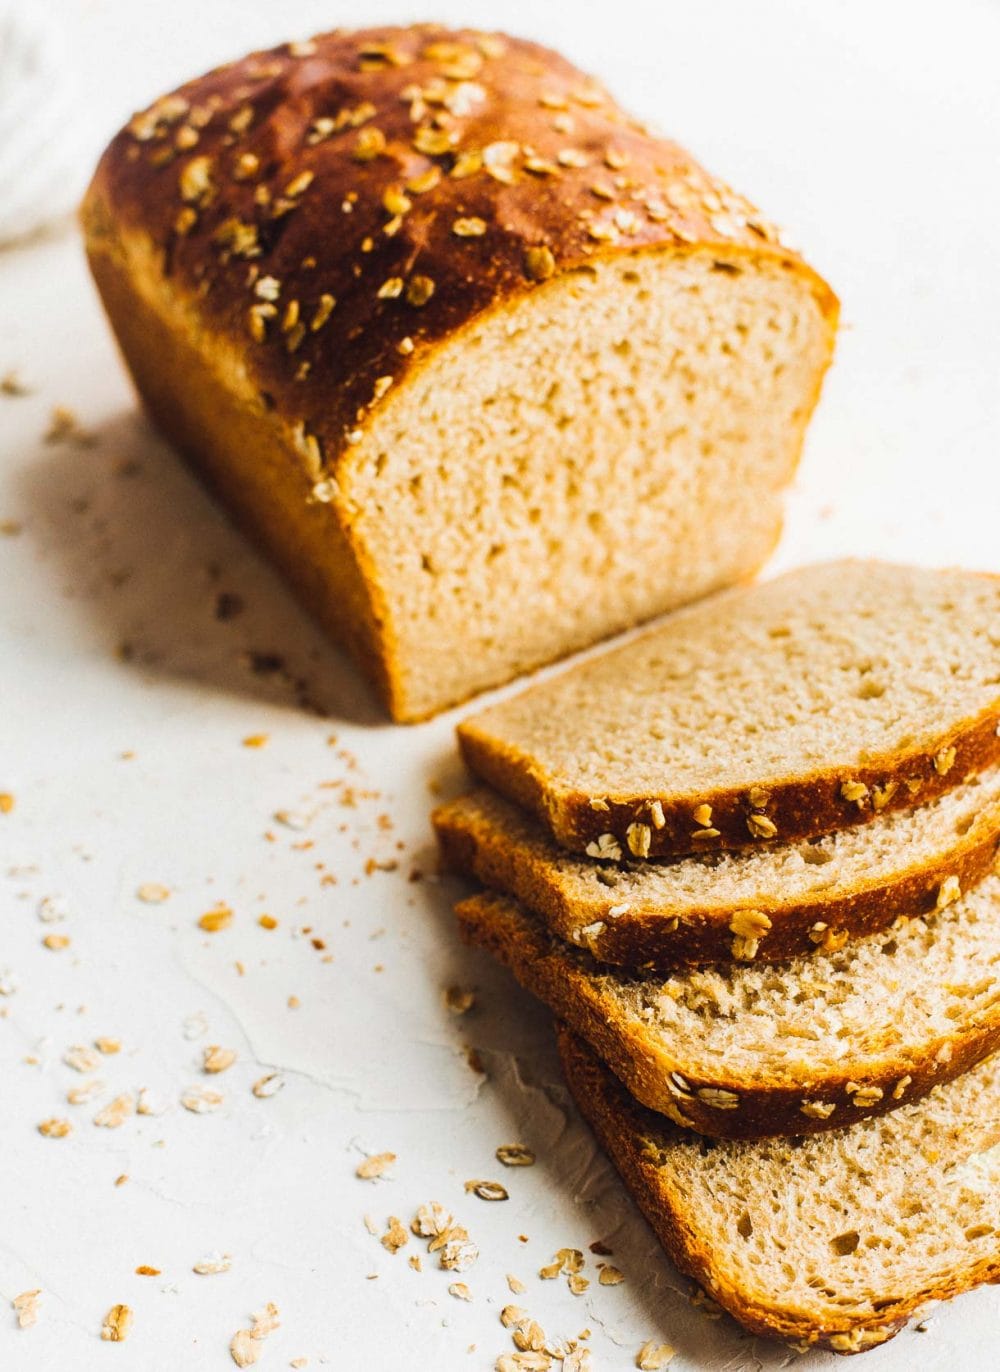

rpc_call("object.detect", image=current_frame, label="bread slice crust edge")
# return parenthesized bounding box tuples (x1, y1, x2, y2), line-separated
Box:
(434, 786, 1000, 968)
(457, 890, 1000, 1140)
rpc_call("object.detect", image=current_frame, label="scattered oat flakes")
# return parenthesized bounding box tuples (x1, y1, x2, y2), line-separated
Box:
(636, 1341, 675, 1370)
(497, 1143, 535, 1168)
(252, 1072, 284, 1098)
(242, 734, 269, 749)
(199, 903, 234, 932)
(64, 1044, 100, 1073)
(181, 1085, 224, 1114)
(38, 1117, 72, 1138)
(356, 1151, 395, 1180)
(42, 933, 70, 951)
(0, 792, 14, 813)
(45, 406, 96, 446)
(137, 882, 170, 904)
(95, 1037, 121, 1055)
(193, 1252, 232, 1275)
(381, 1216, 409, 1253)
(512, 1317, 547, 1352)
(567, 1273, 589, 1296)
(0, 966, 18, 995)
(448, 1281, 472, 1301)
(135, 1265, 160, 1277)
(38, 895, 68, 923)
(252, 1303, 281, 1338)
(67, 1079, 103, 1105)
(500, 1304, 527, 1328)
(230, 1329, 263, 1367)
(203, 1045, 237, 1074)
(258, 914, 278, 930)
(444, 985, 475, 1014)
(94, 1094, 134, 1128)
(12, 1289, 40, 1328)
(465, 1179, 509, 1202)
(100, 1304, 133, 1342)
(598, 1265, 624, 1285)
(136, 1087, 167, 1116)
(507, 1273, 526, 1294)
(1, 370, 30, 396)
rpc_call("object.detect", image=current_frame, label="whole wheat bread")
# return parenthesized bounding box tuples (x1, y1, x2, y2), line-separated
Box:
(558, 1026, 1000, 1353)
(457, 875, 1000, 1138)
(458, 561, 1000, 855)
(83, 26, 836, 722)
(435, 770, 1000, 968)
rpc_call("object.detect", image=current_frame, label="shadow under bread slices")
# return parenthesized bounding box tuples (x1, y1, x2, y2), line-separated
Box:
(434, 769, 1000, 969)
(557, 1026, 1000, 1355)
(457, 561, 1000, 856)
(456, 875, 1000, 1140)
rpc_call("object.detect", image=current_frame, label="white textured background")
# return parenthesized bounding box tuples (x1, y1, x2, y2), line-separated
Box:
(1, 1, 998, 1368)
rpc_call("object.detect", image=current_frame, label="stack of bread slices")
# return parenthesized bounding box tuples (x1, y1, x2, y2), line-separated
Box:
(434, 559, 1000, 1355)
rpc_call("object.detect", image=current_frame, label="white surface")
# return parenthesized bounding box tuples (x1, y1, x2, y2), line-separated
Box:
(0, 3, 93, 245)
(2, 1, 999, 1367)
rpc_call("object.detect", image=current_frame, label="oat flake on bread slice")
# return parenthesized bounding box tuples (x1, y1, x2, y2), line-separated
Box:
(456, 873, 1000, 1140)
(457, 560, 1000, 858)
(558, 1025, 1000, 1354)
(434, 769, 1000, 969)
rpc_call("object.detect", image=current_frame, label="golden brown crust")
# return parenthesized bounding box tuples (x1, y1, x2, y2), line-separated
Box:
(82, 24, 836, 467)
(458, 699, 1000, 856)
(557, 1026, 1000, 1353)
(457, 891, 1000, 1140)
(433, 789, 1000, 969)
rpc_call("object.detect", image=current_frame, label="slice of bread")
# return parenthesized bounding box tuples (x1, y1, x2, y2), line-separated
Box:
(435, 771, 1000, 969)
(558, 1026, 1000, 1354)
(457, 876, 1000, 1139)
(458, 561, 1000, 855)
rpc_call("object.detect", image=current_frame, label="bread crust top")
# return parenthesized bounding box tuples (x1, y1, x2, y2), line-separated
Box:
(83, 24, 836, 472)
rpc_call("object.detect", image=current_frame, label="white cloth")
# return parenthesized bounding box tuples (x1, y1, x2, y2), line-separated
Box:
(0, 3, 93, 246)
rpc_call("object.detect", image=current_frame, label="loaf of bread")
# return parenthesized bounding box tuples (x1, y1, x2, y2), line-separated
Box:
(558, 1026, 1000, 1353)
(435, 770, 1000, 968)
(458, 561, 1000, 852)
(82, 24, 837, 720)
(458, 877, 1000, 1139)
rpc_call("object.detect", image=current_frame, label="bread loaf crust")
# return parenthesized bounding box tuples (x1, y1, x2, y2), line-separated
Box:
(82, 25, 836, 719)
(457, 891, 1000, 1140)
(557, 1027, 1000, 1353)
(434, 787, 1000, 968)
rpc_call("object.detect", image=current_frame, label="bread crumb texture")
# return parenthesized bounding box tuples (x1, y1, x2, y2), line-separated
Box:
(558, 1027, 1000, 1351)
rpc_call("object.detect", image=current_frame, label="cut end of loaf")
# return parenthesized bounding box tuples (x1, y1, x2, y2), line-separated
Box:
(347, 247, 834, 720)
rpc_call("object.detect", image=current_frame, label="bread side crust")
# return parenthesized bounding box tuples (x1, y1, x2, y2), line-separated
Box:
(433, 790, 1000, 968)
(456, 891, 1000, 1140)
(83, 218, 401, 714)
(557, 1026, 1000, 1352)
(458, 695, 1000, 855)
